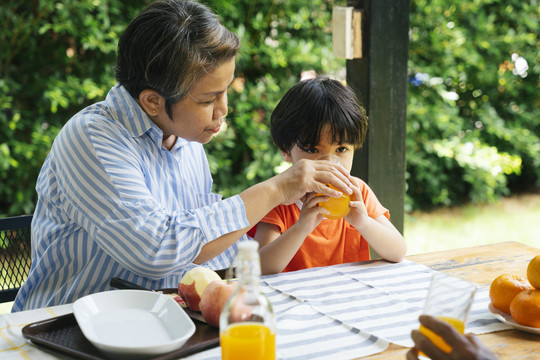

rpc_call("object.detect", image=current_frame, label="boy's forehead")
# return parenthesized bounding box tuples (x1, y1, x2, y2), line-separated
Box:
(298, 135, 352, 148)
(319, 124, 350, 144)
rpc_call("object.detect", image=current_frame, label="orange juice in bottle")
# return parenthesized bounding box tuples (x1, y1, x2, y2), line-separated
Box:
(221, 323, 276, 360)
(419, 316, 465, 355)
(220, 240, 276, 360)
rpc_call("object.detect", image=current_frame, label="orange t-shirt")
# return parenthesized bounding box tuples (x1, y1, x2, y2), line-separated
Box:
(258, 179, 389, 272)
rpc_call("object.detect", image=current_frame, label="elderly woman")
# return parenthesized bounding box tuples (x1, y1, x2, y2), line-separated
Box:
(14, 0, 352, 311)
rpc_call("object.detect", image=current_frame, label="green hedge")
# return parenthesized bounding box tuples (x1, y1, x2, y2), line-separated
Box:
(1, 1, 148, 215)
(406, 0, 539, 209)
(1, 0, 538, 216)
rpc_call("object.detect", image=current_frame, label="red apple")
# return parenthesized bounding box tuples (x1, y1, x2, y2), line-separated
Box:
(177, 267, 221, 311)
(200, 280, 237, 327)
(229, 291, 255, 323)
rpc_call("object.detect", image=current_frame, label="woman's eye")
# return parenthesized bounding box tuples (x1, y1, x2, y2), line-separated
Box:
(201, 98, 216, 105)
(304, 148, 318, 154)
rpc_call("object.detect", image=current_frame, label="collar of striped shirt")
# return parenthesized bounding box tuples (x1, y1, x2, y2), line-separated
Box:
(107, 83, 190, 151)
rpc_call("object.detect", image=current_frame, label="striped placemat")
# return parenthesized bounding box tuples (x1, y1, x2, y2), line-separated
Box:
(184, 260, 509, 359)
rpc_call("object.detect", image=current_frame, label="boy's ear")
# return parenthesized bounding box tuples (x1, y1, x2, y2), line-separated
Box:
(281, 150, 293, 162)
(138, 89, 164, 116)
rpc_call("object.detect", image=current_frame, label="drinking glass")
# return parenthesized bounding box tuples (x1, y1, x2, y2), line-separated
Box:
(317, 155, 350, 219)
(419, 272, 478, 357)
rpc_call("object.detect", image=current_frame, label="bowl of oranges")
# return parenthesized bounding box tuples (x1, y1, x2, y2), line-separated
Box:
(488, 255, 540, 334)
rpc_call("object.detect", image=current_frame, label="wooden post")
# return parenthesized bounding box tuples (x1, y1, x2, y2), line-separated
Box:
(345, 0, 409, 250)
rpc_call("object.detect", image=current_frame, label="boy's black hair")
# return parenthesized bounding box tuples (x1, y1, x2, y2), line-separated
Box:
(270, 76, 368, 153)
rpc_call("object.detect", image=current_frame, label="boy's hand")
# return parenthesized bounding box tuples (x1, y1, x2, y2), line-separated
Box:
(295, 192, 329, 232)
(344, 177, 370, 229)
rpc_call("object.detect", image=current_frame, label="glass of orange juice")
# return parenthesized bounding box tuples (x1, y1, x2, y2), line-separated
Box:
(419, 272, 477, 358)
(317, 155, 350, 219)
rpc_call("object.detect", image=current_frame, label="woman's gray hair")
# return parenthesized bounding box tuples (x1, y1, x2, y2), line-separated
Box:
(115, 0, 240, 118)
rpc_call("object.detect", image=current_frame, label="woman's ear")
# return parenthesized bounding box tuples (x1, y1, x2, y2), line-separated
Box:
(281, 150, 293, 162)
(138, 89, 164, 117)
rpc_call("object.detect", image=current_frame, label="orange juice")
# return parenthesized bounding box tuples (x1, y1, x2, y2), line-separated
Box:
(419, 316, 465, 355)
(318, 184, 350, 219)
(221, 323, 275, 360)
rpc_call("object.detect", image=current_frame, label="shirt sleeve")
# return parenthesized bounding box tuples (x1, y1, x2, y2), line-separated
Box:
(358, 179, 390, 220)
(49, 112, 248, 278)
(259, 205, 292, 234)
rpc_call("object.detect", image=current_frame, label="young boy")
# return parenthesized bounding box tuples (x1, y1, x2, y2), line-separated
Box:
(253, 76, 406, 274)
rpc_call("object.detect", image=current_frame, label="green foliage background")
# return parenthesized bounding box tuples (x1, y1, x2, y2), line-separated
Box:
(0, 0, 538, 217)
(406, 0, 539, 209)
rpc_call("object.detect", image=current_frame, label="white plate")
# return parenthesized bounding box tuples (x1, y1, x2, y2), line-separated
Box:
(73, 290, 196, 359)
(488, 303, 540, 335)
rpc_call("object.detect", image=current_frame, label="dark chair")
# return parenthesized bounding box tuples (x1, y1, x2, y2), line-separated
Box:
(0, 215, 32, 303)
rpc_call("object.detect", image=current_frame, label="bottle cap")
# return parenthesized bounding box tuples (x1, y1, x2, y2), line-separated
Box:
(238, 240, 259, 258)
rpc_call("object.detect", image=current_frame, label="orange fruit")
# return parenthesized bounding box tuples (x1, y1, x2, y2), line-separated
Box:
(527, 255, 540, 289)
(510, 289, 540, 328)
(489, 274, 533, 314)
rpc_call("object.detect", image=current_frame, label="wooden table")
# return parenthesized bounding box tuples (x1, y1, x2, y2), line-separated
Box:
(364, 241, 540, 360)
(1, 241, 538, 359)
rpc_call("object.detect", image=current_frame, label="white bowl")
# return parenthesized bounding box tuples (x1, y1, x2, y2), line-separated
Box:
(488, 302, 540, 335)
(73, 290, 196, 359)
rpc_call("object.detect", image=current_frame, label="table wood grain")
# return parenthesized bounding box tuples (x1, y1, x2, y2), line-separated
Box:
(360, 241, 540, 360)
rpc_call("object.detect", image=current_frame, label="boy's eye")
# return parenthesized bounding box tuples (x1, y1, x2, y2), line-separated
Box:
(337, 147, 349, 153)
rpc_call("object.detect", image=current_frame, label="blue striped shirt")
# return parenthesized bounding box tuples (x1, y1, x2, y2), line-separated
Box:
(13, 84, 249, 311)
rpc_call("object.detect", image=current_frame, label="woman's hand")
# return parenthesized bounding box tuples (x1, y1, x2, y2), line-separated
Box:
(274, 158, 353, 206)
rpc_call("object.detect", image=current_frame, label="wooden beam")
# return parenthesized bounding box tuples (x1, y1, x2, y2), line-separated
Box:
(346, 0, 409, 240)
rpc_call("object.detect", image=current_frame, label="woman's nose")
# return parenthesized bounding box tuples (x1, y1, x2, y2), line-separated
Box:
(213, 92, 228, 119)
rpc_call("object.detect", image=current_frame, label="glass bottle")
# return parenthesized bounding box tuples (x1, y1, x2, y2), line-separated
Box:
(220, 240, 276, 360)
